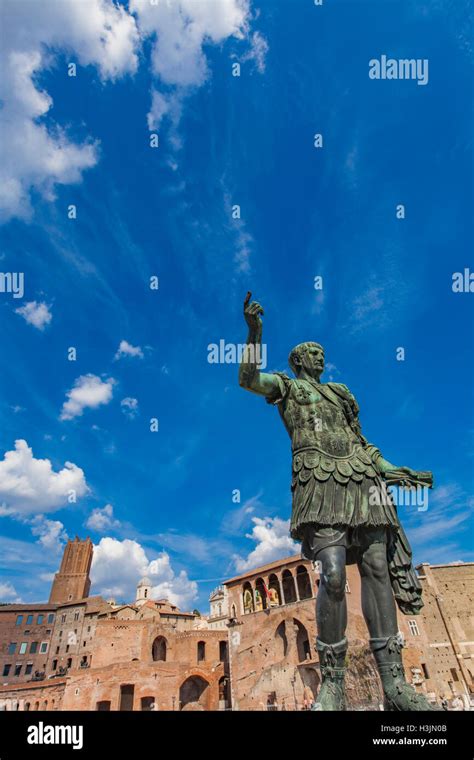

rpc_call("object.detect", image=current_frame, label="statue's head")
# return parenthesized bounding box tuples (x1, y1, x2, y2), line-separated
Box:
(288, 341, 325, 378)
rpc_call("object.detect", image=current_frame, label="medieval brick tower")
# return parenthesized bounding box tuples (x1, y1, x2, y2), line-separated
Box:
(49, 536, 93, 604)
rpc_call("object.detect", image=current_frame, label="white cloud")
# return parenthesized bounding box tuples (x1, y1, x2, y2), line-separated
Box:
(121, 397, 139, 419)
(131, 0, 249, 88)
(0, 0, 266, 220)
(0, 581, 20, 602)
(232, 516, 299, 572)
(0, 439, 88, 515)
(91, 536, 198, 608)
(86, 503, 121, 533)
(15, 300, 52, 330)
(30, 515, 68, 554)
(0, 0, 139, 221)
(114, 340, 144, 360)
(60, 374, 115, 420)
(130, 0, 266, 130)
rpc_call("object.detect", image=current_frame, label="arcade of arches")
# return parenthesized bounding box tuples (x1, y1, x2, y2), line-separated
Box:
(242, 565, 313, 614)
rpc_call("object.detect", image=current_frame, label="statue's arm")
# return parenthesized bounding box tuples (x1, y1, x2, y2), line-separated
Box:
(355, 402, 433, 487)
(364, 443, 398, 474)
(336, 383, 433, 486)
(238, 293, 281, 398)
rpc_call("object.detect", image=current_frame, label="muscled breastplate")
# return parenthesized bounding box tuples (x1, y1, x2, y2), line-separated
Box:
(281, 380, 361, 456)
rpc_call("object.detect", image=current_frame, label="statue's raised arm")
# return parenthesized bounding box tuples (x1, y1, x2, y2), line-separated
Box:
(238, 292, 281, 398)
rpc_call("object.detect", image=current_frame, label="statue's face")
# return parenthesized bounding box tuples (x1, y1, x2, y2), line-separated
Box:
(293, 343, 325, 377)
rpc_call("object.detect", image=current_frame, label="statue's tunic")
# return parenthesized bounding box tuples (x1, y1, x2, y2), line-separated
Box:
(266, 373, 423, 614)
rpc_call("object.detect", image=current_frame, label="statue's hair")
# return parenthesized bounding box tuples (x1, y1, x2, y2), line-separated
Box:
(288, 341, 324, 376)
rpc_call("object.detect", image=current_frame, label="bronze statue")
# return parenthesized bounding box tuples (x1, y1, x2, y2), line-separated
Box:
(238, 293, 443, 711)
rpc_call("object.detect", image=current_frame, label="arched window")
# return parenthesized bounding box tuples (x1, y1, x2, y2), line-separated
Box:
(255, 578, 268, 611)
(274, 621, 288, 659)
(282, 569, 297, 604)
(152, 636, 167, 662)
(293, 618, 311, 661)
(231, 604, 236, 618)
(268, 574, 282, 605)
(197, 641, 206, 662)
(219, 640, 228, 662)
(242, 582, 254, 614)
(296, 565, 312, 600)
(179, 675, 209, 711)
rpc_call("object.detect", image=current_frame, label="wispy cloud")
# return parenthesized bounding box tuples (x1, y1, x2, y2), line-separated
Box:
(219, 492, 263, 536)
(121, 397, 139, 419)
(402, 482, 474, 562)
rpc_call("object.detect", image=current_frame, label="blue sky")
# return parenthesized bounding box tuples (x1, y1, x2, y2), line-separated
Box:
(0, 0, 472, 612)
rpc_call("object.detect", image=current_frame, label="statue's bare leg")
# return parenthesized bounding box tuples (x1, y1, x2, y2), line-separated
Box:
(357, 539, 397, 638)
(358, 536, 443, 710)
(316, 545, 347, 642)
(312, 544, 348, 710)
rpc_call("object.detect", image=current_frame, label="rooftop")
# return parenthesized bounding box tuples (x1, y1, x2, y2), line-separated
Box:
(224, 554, 307, 585)
(0, 603, 57, 612)
(416, 562, 474, 570)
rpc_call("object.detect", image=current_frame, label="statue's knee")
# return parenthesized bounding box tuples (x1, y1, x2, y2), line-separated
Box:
(321, 561, 346, 598)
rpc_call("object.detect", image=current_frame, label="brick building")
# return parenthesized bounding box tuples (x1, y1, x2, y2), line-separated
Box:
(0, 538, 472, 711)
(224, 554, 436, 710)
(0, 538, 230, 711)
(0, 604, 57, 684)
(414, 562, 474, 703)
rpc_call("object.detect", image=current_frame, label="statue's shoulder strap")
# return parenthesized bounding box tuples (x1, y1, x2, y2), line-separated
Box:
(326, 382, 368, 444)
(326, 382, 359, 413)
(265, 371, 293, 405)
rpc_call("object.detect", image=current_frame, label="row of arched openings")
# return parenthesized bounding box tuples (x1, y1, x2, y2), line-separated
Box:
(243, 566, 313, 614)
